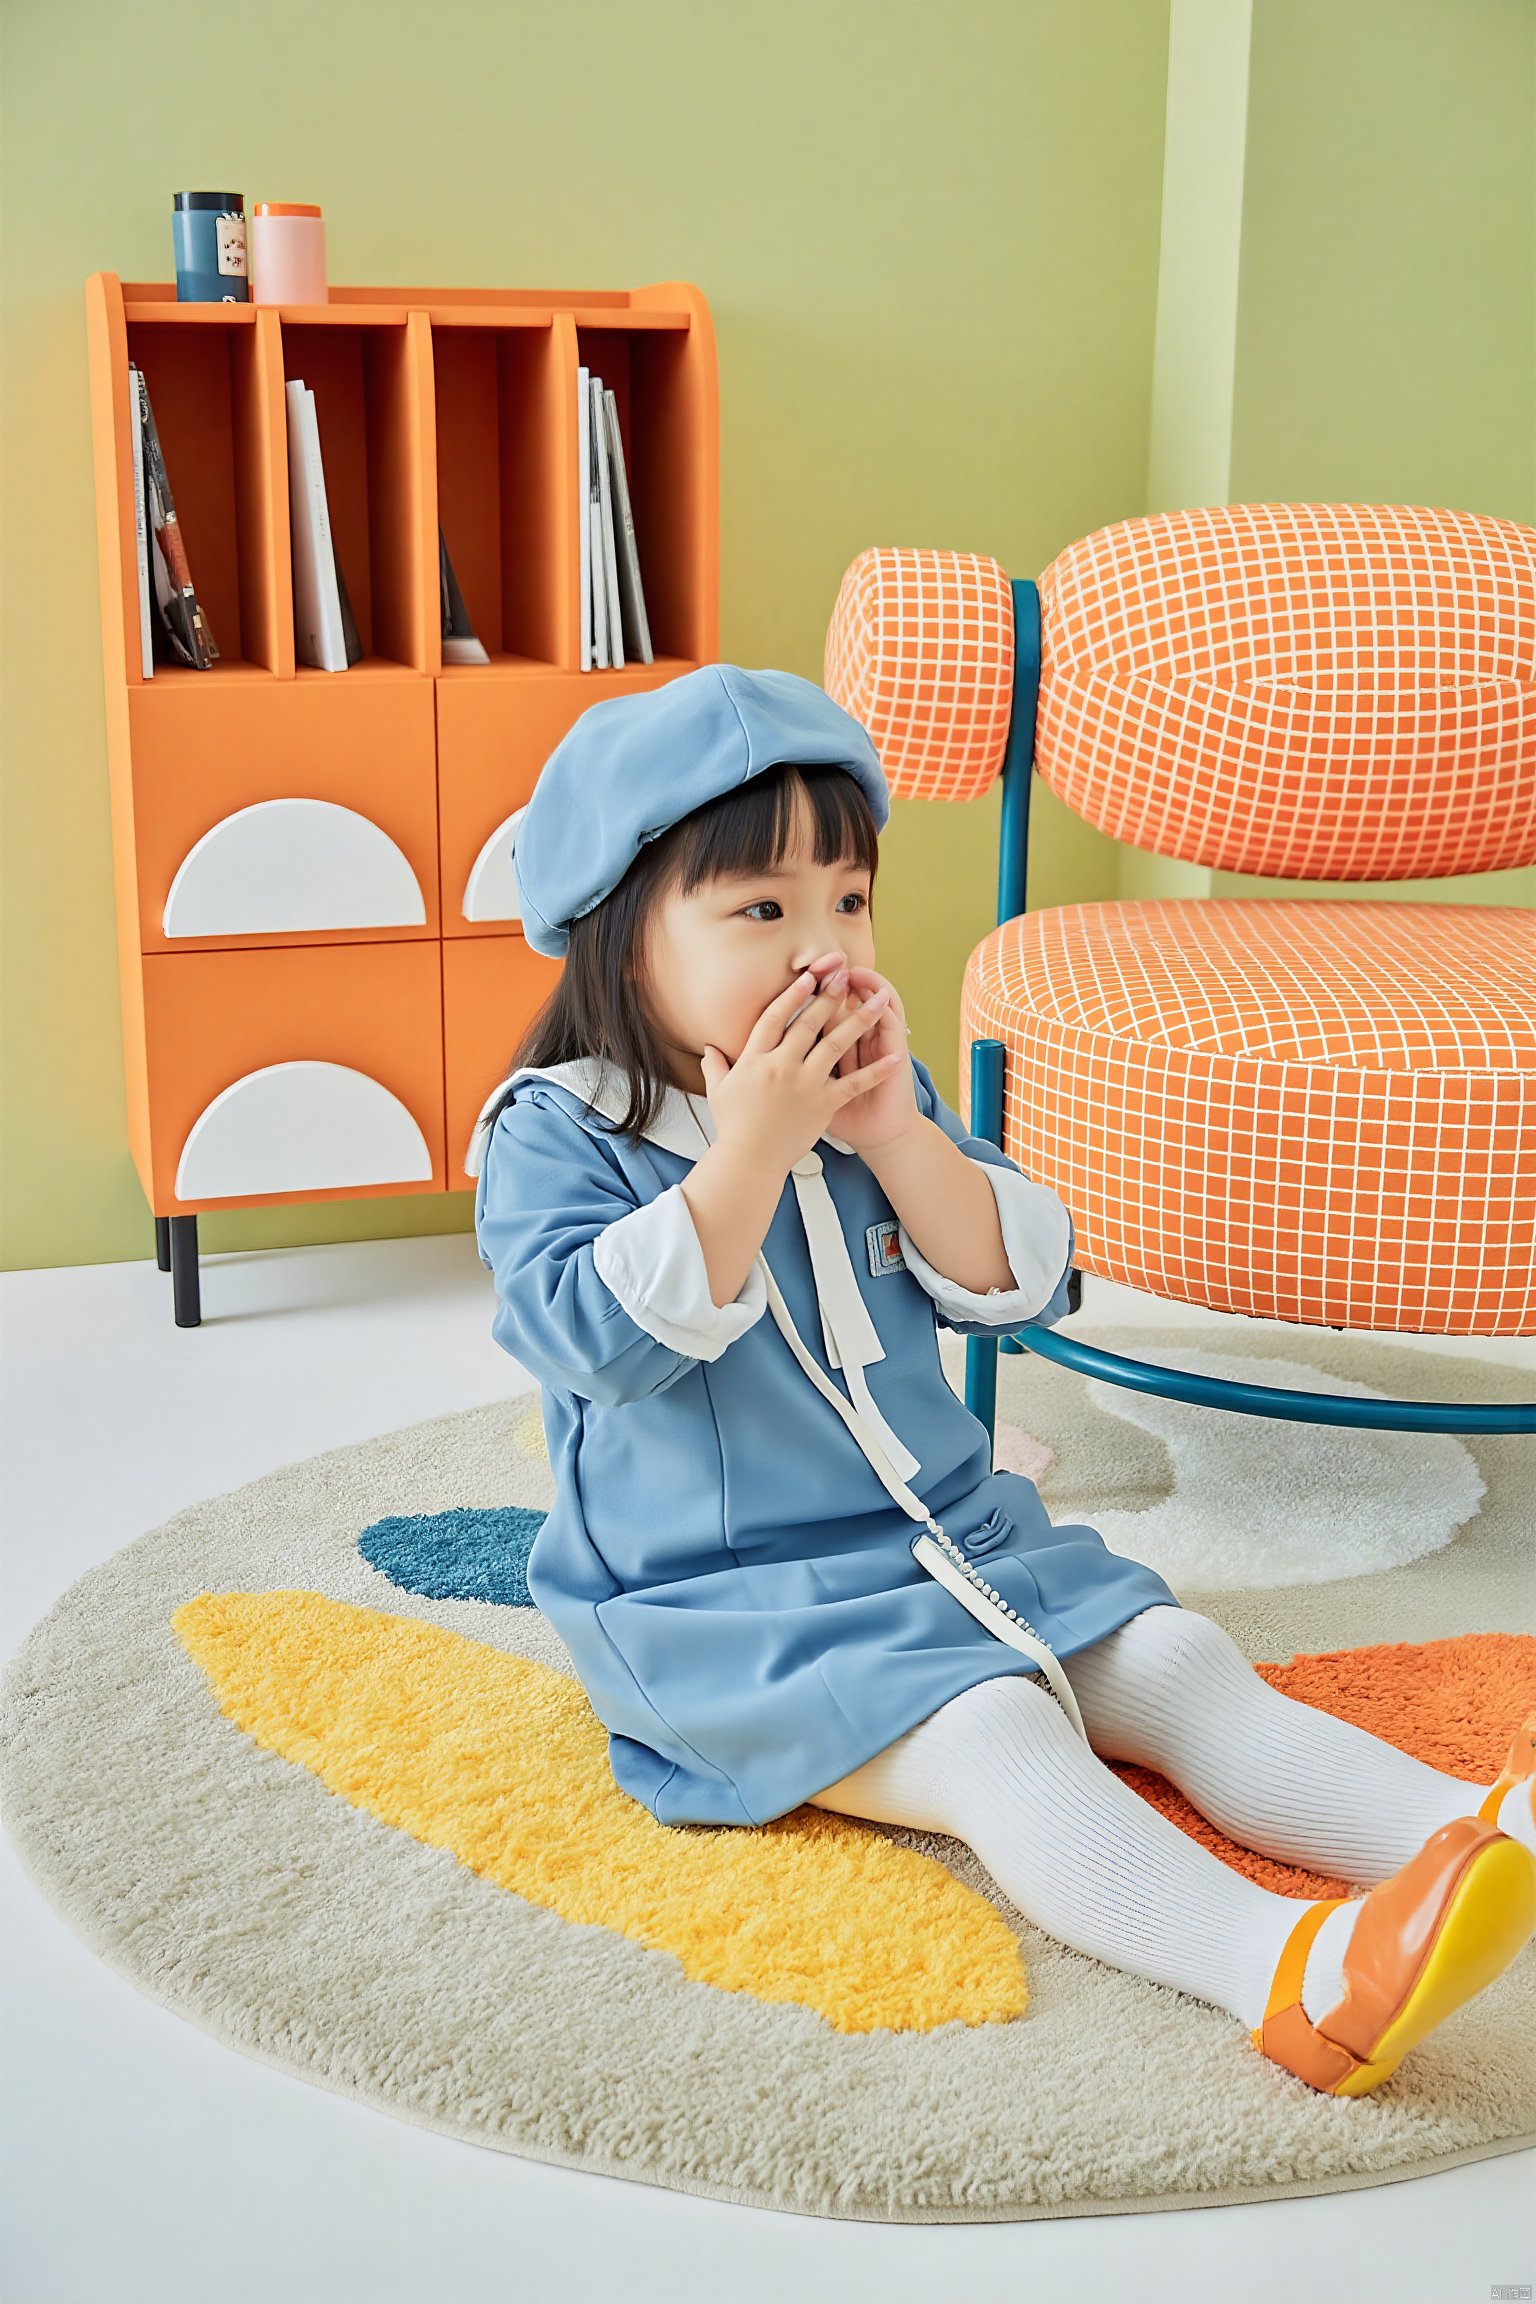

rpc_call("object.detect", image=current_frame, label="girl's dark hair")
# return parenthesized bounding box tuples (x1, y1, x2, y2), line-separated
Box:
(485, 757, 881, 1145)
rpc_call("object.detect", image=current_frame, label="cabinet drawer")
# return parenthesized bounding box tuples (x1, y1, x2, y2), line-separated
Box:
(128, 677, 439, 951)
(443, 933, 564, 1182)
(437, 667, 678, 937)
(142, 942, 446, 1211)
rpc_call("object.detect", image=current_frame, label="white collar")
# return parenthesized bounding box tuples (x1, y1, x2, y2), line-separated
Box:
(473, 1055, 857, 1167)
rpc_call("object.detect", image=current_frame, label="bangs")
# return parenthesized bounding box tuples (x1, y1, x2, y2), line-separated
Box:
(657, 761, 879, 903)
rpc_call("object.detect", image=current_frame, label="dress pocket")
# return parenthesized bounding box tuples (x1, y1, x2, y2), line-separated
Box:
(958, 1504, 1016, 1559)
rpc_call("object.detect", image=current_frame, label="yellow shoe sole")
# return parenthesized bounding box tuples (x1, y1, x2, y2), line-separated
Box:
(1331, 1834, 1536, 2097)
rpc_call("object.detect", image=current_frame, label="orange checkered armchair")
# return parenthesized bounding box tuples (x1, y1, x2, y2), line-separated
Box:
(824, 503, 1536, 1439)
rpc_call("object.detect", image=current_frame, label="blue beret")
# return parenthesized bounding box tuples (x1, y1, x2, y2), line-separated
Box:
(509, 663, 890, 958)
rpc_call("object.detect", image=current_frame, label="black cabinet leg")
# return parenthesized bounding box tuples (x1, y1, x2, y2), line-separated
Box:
(169, 1215, 201, 1327)
(155, 1216, 171, 1272)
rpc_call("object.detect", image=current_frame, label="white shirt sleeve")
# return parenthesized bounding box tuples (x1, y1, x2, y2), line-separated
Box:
(896, 1162, 1073, 1327)
(591, 1181, 768, 1360)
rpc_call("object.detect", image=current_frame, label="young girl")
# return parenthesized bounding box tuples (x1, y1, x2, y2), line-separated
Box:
(469, 663, 1536, 2101)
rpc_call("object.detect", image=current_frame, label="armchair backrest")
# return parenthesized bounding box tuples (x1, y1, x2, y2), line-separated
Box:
(824, 503, 1536, 881)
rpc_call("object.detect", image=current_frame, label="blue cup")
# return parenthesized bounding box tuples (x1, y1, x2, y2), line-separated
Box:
(172, 192, 249, 303)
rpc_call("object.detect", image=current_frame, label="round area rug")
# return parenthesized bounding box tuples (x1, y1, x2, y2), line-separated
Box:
(2, 1322, 1533, 2224)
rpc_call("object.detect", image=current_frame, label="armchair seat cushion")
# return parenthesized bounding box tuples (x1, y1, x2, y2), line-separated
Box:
(961, 896, 1535, 1335)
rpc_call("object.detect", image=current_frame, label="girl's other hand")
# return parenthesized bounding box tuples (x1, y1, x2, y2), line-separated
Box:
(820, 964, 920, 1153)
(700, 966, 906, 1176)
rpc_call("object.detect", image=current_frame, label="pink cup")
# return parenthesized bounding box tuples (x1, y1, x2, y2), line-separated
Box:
(251, 203, 328, 305)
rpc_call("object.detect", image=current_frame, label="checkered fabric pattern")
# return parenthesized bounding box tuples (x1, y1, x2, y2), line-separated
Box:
(824, 507, 1535, 875)
(1036, 503, 1535, 880)
(960, 898, 1534, 1334)
(823, 505, 1536, 1335)
(823, 546, 1015, 799)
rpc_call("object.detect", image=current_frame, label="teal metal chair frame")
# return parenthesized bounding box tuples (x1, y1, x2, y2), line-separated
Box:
(962, 579, 1536, 1441)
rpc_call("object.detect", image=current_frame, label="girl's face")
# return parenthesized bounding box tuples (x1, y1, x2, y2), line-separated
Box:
(631, 784, 876, 1097)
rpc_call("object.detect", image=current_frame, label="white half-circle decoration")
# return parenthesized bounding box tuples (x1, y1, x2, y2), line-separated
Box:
(462, 804, 530, 923)
(162, 800, 426, 937)
(175, 1062, 433, 1199)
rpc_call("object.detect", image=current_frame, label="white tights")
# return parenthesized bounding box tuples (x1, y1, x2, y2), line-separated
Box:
(805, 1603, 1512, 2035)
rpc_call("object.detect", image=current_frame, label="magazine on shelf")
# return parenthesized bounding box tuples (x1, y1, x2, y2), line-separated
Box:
(577, 363, 593, 670)
(285, 380, 348, 672)
(127, 363, 153, 677)
(439, 526, 490, 665)
(593, 374, 624, 669)
(135, 367, 217, 669)
(603, 385, 653, 664)
(148, 526, 180, 661)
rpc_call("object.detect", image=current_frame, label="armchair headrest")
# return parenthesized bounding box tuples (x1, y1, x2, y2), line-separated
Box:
(824, 505, 1536, 881)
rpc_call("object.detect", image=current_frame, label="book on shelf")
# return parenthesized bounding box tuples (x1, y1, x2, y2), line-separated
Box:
(592, 374, 624, 668)
(439, 526, 490, 665)
(577, 363, 592, 671)
(603, 384, 653, 664)
(134, 365, 218, 669)
(575, 366, 654, 671)
(598, 368, 626, 672)
(285, 379, 352, 672)
(127, 363, 153, 677)
(587, 372, 609, 667)
(333, 540, 364, 668)
(575, 359, 649, 668)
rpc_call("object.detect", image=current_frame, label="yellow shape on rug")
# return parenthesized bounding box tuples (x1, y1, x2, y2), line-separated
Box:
(510, 1398, 547, 1463)
(172, 1589, 1028, 2035)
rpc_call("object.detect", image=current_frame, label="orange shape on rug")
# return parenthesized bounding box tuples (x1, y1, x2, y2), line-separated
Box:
(1111, 1633, 1536, 1898)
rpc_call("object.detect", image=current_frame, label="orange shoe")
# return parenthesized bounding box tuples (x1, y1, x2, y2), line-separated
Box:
(1476, 1710, 1536, 1834)
(1252, 1814, 1536, 2097)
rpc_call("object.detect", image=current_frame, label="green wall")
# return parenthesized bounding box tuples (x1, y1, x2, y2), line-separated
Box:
(1134, 0, 1536, 910)
(2, 0, 1529, 1270)
(0, 0, 1166, 1267)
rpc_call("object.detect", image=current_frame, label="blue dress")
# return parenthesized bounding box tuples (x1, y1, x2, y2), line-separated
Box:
(468, 1051, 1181, 1827)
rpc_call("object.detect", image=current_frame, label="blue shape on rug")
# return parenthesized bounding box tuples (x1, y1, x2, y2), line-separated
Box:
(357, 1507, 545, 1606)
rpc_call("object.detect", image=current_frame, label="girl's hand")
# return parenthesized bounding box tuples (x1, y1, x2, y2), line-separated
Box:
(700, 967, 908, 1177)
(820, 964, 920, 1153)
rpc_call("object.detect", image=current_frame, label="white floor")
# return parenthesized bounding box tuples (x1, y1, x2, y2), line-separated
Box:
(3, 1235, 1532, 2304)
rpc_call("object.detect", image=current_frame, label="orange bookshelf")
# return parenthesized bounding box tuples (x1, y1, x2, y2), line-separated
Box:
(84, 272, 720, 1324)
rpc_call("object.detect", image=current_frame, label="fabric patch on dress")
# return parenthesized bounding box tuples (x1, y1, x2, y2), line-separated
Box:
(866, 1219, 907, 1277)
